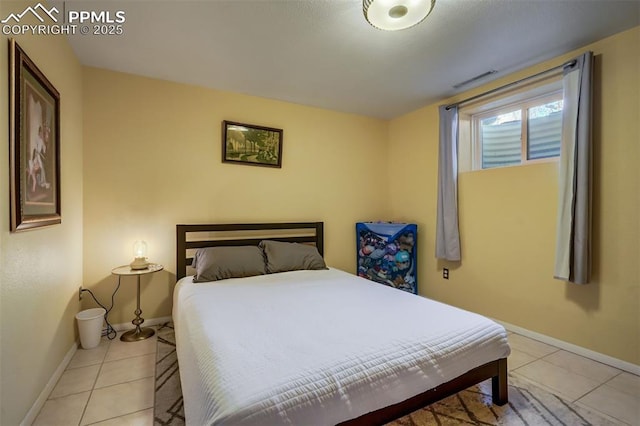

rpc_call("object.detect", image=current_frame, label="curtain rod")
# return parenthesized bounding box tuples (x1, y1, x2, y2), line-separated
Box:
(445, 59, 577, 110)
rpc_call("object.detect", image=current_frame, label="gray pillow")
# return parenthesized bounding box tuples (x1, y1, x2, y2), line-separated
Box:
(259, 240, 327, 273)
(192, 246, 266, 282)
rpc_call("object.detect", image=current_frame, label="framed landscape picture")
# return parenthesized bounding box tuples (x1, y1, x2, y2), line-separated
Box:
(9, 39, 61, 231)
(222, 120, 283, 168)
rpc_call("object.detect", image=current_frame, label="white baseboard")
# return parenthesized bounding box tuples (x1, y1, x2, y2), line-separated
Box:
(22, 315, 173, 425)
(21, 342, 77, 426)
(496, 319, 640, 376)
(109, 315, 173, 332)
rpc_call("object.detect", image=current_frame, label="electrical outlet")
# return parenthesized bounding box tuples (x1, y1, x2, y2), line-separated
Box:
(443, 268, 449, 279)
(79, 286, 83, 301)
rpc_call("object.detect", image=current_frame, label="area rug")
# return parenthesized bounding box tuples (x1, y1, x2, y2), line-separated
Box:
(154, 324, 614, 425)
(155, 323, 185, 425)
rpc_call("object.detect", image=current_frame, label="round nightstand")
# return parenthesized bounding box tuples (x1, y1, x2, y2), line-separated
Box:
(111, 263, 164, 342)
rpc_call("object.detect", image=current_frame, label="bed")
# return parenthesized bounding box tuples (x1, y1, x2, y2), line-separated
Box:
(174, 222, 510, 425)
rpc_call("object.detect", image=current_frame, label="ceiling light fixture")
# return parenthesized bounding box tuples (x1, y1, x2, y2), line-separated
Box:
(363, 0, 436, 31)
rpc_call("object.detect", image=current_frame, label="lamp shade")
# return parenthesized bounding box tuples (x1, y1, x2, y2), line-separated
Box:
(363, 0, 435, 31)
(130, 240, 149, 270)
(133, 240, 147, 258)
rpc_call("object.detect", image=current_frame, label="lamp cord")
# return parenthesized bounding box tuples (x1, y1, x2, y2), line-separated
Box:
(80, 276, 121, 340)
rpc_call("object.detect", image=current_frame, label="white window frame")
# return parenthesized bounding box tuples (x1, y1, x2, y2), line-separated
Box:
(471, 90, 563, 170)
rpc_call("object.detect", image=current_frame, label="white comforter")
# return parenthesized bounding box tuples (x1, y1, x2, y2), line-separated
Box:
(173, 268, 510, 426)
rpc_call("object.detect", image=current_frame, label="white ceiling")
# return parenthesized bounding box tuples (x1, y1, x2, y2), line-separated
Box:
(57, 0, 639, 119)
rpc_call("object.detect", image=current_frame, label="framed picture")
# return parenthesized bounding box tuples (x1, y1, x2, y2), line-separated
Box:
(9, 39, 61, 232)
(222, 120, 283, 168)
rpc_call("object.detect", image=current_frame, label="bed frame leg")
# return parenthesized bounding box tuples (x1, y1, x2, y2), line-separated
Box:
(492, 358, 508, 405)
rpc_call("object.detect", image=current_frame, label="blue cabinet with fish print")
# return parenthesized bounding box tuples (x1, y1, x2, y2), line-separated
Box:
(356, 222, 418, 294)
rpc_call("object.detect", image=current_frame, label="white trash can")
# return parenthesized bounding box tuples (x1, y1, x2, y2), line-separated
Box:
(76, 308, 106, 349)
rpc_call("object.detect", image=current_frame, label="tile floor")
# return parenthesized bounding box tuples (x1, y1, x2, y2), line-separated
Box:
(33, 331, 156, 426)
(508, 332, 640, 425)
(33, 330, 640, 425)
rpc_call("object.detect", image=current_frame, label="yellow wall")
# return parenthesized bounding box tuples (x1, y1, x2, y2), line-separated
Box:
(0, 2, 84, 424)
(388, 27, 639, 365)
(82, 67, 390, 324)
(1, 10, 637, 422)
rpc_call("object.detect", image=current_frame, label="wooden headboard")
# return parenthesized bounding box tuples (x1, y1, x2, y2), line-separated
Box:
(176, 222, 324, 280)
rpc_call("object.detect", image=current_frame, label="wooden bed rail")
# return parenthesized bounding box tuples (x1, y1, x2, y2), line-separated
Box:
(339, 358, 508, 425)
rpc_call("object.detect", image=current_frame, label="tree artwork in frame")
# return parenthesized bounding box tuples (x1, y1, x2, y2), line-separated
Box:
(222, 120, 283, 168)
(8, 39, 61, 231)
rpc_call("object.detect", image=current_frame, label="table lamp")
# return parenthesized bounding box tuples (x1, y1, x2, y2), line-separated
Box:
(130, 240, 150, 270)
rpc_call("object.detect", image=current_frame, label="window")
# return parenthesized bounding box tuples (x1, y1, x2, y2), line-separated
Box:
(471, 92, 563, 170)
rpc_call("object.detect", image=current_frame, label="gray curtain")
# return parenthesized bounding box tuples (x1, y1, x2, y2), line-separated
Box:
(435, 105, 461, 261)
(554, 52, 593, 284)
